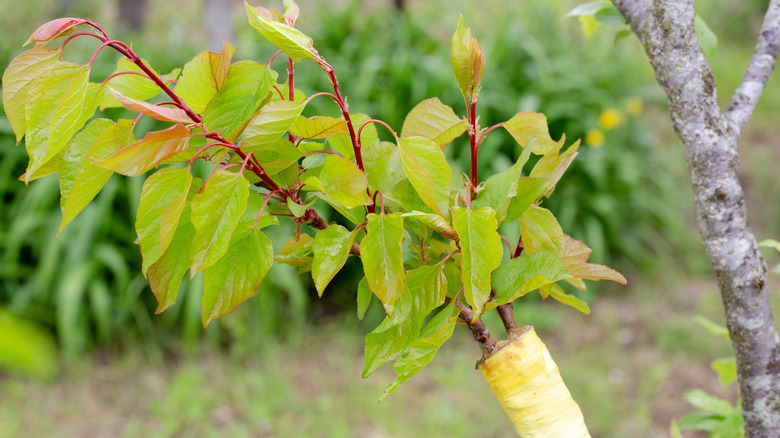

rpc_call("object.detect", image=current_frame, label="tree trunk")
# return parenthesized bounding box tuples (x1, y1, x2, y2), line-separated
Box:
(612, 1, 780, 436)
(204, 0, 235, 52)
(479, 327, 590, 437)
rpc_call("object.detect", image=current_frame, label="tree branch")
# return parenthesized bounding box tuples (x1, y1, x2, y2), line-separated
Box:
(613, 1, 780, 435)
(725, 0, 780, 137)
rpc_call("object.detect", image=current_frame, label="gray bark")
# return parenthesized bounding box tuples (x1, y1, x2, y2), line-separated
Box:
(611, 1, 780, 436)
(204, 0, 235, 52)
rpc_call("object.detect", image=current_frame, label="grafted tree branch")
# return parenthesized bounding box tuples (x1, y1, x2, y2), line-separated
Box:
(612, 0, 780, 436)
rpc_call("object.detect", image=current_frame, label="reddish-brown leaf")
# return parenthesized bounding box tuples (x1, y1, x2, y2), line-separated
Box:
(111, 90, 192, 124)
(25, 18, 88, 45)
(94, 124, 191, 176)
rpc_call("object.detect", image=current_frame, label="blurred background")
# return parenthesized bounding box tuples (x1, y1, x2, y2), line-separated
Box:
(1, 0, 779, 436)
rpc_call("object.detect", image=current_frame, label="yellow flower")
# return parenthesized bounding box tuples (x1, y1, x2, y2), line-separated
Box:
(598, 109, 624, 131)
(585, 129, 604, 147)
(627, 97, 644, 116)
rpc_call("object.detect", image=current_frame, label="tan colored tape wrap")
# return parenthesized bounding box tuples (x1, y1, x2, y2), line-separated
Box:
(478, 327, 590, 437)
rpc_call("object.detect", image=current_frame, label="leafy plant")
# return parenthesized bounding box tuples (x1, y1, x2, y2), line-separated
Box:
(671, 316, 743, 438)
(2, 2, 625, 433)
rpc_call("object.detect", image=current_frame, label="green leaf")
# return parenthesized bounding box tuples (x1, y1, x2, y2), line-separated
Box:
(289, 115, 348, 139)
(398, 136, 452, 214)
(245, 1, 322, 63)
(450, 15, 484, 102)
(203, 60, 276, 138)
(59, 119, 134, 234)
(275, 234, 314, 270)
(530, 139, 580, 197)
(357, 277, 372, 320)
(614, 28, 633, 45)
(363, 262, 448, 378)
(472, 148, 533, 223)
(312, 224, 358, 296)
(247, 137, 302, 175)
(694, 316, 731, 340)
(109, 89, 192, 123)
(363, 141, 405, 193)
(328, 113, 378, 160)
(759, 239, 780, 253)
(670, 420, 683, 438)
(95, 124, 191, 176)
(504, 177, 549, 223)
(100, 58, 179, 109)
(243, 99, 308, 150)
(2, 45, 62, 143)
(711, 357, 737, 387)
(452, 206, 502, 318)
(314, 192, 367, 226)
(520, 205, 565, 254)
(564, 1, 612, 17)
(400, 97, 466, 149)
(381, 301, 459, 399)
(503, 112, 558, 155)
(361, 213, 405, 313)
(677, 411, 725, 432)
(147, 181, 201, 313)
(685, 389, 734, 417)
(401, 211, 456, 239)
(286, 197, 315, 218)
(542, 283, 590, 314)
(24, 64, 100, 182)
(189, 170, 250, 274)
(594, 5, 625, 24)
(174, 41, 236, 114)
(202, 221, 274, 327)
(303, 154, 372, 208)
(136, 167, 193, 275)
(489, 252, 570, 309)
(695, 14, 718, 58)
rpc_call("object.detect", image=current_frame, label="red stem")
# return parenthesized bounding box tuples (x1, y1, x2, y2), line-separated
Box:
(323, 65, 364, 171)
(469, 100, 478, 193)
(288, 57, 296, 143)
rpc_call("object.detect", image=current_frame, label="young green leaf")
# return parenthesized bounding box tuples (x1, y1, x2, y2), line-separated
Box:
(312, 224, 358, 296)
(401, 211, 456, 239)
(694, 15, 718, 58)
(519, 205, 565, 254)
(327, 113, 378, 160)
(95, 124, 191, 176)
(452, 206, 502, 318)
(363, 141, 405, 194)
(147, 182, 201, 313)
(357, 277, 372, 320)
(189, 170, 250, 274)
(286, 197, 315, 218)
(541, 283, 591, 314)
(245, 1, 323, 64)
(489, 252, 571, 309)
(472, 148, 533, 223)
(24, 64, 100, 182)
(249, 138, 302, 175)
(275, 233, 314, 271)
(361, 213, 405, 314)
(174, 41, 236, 113)
(504, 177, 549, 223)
(58, 119, 134, 234)
(24, 18, 88, 45)
(314, 192, 367, 226)
(381, 300, 459, 399)
(202, 221, 274, 327)
(243, 98, 308, 149)
(450, 15, 484, 102)
(400, 97, 467, 149)
(398, 136, 452, 214)
(136, 167, 193, 275)
(100, 58, 179, 109)
(2, 45, 62, 143)
(289, 115, 348, 139)
(203, 60, 276, 137)
(530, 138, 580, 196)
(363, 262, 448, 375)
(303, 154, 372, 208)
(503, 112, 558, 155)
(110, 90, 192, 123)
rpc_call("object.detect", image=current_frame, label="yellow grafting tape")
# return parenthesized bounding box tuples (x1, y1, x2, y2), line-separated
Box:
(478, 326, 591, 437)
